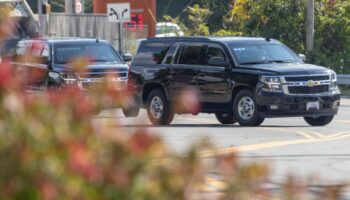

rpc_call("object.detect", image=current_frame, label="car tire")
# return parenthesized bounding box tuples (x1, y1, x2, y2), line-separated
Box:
(146, 89, 174, 125)
(215, 113, 236, 124)
(122, 106, 140, 117)
(233, 89, 264, 126)
(304, 115, 334, 126)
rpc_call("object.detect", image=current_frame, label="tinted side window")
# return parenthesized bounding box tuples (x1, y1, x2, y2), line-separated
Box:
(203, 46, 226, 65)
(16, 41, 50, 63)
(163, 43, 179, 64)
(178, 45, 203, 65)
(133, 41, 171, 65)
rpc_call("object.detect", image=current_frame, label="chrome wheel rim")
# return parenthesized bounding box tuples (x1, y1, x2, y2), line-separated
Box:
(238, 96, 255, 120)
(150, 96, 164, 119)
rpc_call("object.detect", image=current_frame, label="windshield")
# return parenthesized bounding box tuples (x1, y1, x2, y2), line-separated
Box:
(229, 43, 300, 65)
(54, 43, 122, 64)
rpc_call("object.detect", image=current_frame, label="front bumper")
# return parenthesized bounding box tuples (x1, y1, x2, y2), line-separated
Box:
(256, 90, 341, 118)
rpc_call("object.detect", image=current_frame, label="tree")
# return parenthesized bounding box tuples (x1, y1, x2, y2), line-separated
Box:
(181, 4, 211, 36)
(191, 0, 234, 33)
(227, 0, 307, 52)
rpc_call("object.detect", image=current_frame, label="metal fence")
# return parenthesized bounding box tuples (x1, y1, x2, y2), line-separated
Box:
(48, 13, 148, 54)
(338, 75, 350, 85)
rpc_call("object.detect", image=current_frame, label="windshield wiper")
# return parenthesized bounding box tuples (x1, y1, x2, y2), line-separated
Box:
(91, 59, 108, 62)
(240, 61, 269, 65)
(268, 60, 293, 63)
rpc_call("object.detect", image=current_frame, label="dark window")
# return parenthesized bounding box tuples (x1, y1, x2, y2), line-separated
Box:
(178, 45, 203, 65)
(16, 40, 50, 63)
(163, 43, 179, 64)
(54, 43, 122, 64)
(133, 41, 171, 65)
(203, 46, 226, 65)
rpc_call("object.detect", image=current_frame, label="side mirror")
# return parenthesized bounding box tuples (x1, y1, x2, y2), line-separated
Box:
(298, 54, 306, 62)
(122, 53, 133, 63)
(208, 57, 228, 67)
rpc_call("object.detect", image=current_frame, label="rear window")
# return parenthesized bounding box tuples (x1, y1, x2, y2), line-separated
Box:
(132, 41, 171, 65)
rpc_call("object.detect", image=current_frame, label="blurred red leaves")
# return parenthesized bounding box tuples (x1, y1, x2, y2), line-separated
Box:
(127, 129, 159, 155)
(68, 141, 102, 182)
(172, 87, 201, 114)
(0, 59, 13, 89)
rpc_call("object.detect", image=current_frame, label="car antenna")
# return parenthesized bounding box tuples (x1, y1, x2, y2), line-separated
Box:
(265, 35, 270, 42)
(96, 37, 100, 43)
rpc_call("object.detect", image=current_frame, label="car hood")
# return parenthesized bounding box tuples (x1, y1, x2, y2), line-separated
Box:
(52, 62, 129, 73)
(240, 63, 331, 76)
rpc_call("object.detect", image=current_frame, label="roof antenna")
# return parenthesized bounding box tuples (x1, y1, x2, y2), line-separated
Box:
(265, 35, 270, 42)
(96, 37, 100, 43)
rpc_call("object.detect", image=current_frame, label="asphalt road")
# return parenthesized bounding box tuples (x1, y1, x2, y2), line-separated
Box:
(95, 98, 350, 198)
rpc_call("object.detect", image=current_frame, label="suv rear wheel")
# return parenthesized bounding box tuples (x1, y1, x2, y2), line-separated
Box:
(233, 89, 264, 126)
(304, 116, 334, 126)
(215, 113, 236, 124)
(146, 89, 174, 125)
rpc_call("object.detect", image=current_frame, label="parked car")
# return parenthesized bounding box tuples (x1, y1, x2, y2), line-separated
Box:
(12, 38, 136, 115)
(156, 22, 184, 37)
(128, 36, 340, 126)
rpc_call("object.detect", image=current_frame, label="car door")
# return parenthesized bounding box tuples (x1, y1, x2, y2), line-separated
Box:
(13, 40, 49, 92)
(196, 44, 231, 103)
(167, 43, 206, 100)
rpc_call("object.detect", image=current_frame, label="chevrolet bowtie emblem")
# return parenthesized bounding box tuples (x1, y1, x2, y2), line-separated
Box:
(306, 80, 318, 87)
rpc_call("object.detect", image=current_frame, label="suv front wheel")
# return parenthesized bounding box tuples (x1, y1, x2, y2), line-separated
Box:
(146, 89, 174, 125)
(233, 89, 264, 126)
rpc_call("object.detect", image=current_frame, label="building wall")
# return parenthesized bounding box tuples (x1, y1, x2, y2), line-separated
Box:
(93, 0, 156, 37)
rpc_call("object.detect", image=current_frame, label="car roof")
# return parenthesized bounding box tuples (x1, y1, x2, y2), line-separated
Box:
(19, 37, 110, 44)
(145, 36, 280, 44)
(156, 22, 180, 27)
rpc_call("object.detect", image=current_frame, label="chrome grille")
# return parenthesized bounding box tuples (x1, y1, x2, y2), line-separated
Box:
(78, 72, 127, 79)
(285, 75, 330, 82)
(288, 85, 329, 94)
(283, 74, 331, 95)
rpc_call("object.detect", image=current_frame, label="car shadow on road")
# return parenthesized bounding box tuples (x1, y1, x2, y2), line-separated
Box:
(119, 124, 239, 128)
(259, 125, 310, 128)
(118, 124, 309, 128)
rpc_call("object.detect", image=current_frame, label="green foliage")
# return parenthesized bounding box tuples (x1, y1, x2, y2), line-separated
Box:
(228, 0, 307, 53)
(212, 29, 243, 36)
(192, 0, 234, 33)
(308, 0, 350, 72)
(176, 0, 350, 73)
(180, 4, 211, 36)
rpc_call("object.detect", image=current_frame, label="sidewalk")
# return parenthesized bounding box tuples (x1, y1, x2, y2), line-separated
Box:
(341, 97, 350, 107)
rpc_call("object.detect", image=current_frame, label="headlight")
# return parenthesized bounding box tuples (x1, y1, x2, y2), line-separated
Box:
(330, 71, 338, 90)
(260, 76, 283, 92)
(60, 73, 77, 84)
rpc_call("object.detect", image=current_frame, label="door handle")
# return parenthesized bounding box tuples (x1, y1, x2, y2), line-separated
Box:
(198, 73, 205, 77)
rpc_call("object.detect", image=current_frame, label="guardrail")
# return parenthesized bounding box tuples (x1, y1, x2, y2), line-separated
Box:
(338, 74, 350, 85)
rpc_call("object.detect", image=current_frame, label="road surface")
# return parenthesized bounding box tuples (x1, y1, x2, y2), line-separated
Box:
(95, 98, 350, 198)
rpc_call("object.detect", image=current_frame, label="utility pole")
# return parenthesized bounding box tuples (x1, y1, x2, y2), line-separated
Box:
(65, 0, 73, 13)
(38, 0, 48, 36)
(306, 0, 314, 52)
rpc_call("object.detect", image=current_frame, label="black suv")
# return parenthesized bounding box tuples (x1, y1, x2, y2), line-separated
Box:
(12, 38, 136, 115)
(128, 37, 340, 126)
